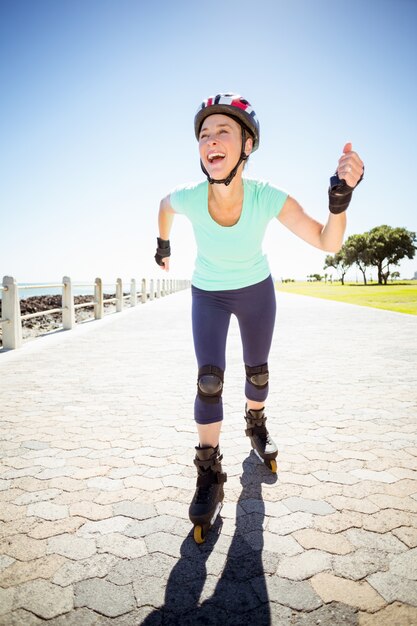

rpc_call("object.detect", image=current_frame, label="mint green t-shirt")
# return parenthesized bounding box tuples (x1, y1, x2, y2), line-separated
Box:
(170, 178, 288, 291)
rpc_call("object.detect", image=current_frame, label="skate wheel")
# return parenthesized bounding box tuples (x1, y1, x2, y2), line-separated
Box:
(193, 524, 206, 544)
(267, 459, 278, 473)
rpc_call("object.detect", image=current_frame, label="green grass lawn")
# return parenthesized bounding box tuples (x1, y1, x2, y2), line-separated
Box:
(275, 281, 417, 315)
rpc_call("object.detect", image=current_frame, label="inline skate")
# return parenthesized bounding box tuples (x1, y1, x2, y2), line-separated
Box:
(244, 405, 278, 472)
(189, 445, 227, 544)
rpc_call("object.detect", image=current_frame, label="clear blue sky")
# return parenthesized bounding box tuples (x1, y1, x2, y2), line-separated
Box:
(1, 0, 416, 285)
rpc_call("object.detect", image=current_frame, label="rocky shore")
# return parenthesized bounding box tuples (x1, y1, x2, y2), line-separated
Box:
(0, 294, 122, 346)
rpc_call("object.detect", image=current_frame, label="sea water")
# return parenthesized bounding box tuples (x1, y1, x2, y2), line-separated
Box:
(0, 283, 117, 300)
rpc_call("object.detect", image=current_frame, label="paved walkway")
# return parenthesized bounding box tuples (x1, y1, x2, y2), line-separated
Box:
(1, 289, 417, 625)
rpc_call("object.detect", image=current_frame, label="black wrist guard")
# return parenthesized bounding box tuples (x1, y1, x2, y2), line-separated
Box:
(154, 237, 171, 266)
(328, 168, 364, 215)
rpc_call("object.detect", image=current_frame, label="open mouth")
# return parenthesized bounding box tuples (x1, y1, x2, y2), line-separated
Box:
(207, 152, 226, 164)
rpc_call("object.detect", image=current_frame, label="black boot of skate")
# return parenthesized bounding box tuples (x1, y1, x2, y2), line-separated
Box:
(189, 445, 227, 544)
(244, 404, 278, 472)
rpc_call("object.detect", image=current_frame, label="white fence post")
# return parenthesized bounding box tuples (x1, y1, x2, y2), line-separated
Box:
(149, 279, 154, 301)
(62, 276, 75, 330)
(156, 279, 161, 299)
(141, 279, 147, 304)
(130, 279, 137, 307)
(116, 278, 123, 312)
(2, 276, 22, 350)
(94, 278, 104, 319)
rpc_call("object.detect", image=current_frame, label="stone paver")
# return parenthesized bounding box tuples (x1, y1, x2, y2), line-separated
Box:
(76, 516, 133, 538)
(275, 549, 332, 580)
(47, 534, 96, 560)
(345, 528, 409, 553)
(68, 501, 114, 521)
(311, 572, 386, 612)
(74, 578, 136, 617)
(281, 496, 336, 516)
(252, 575, 323, 611)
(14, 579, 73, 619)
(0, 535, 46, 561)
(268, 511, 314, 535)
(392, 526, 417, 548)
(27, 502, 69, 521)
(367, 571, 417, 606)
(389, 547, 417, 580)
(332, 548, 391, 581)
(28, 516, 86, 540)
(262, 531, 304, 556)
(0, 555, 67, 588)
(350, 469, 399, 483)
(52, 553, 120, 586)
(0, 587, 15, 617)
(96, 533, 147, 558)
(359, 602, 417, 625)
(0, 289, 416, 623)
(293, 528, 355, 555)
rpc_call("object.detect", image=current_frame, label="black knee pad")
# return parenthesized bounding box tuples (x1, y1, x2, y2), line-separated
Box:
(245, 363, 269, 390)
(197, 365, 224, 404)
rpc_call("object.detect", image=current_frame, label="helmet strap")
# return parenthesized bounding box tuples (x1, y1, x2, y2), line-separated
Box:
(200, 127, 249, 187)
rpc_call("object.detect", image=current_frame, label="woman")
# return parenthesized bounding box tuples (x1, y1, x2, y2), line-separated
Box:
(154, 93, 364, 542)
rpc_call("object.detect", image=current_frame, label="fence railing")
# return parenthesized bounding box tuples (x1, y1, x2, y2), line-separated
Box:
(0, 275, 190, 351)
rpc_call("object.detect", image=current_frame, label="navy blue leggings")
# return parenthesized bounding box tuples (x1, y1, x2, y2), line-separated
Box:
(192, 275, 276, 424)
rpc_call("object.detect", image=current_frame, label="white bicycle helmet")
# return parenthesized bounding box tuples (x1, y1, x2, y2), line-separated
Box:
(194, 93, 260, 185)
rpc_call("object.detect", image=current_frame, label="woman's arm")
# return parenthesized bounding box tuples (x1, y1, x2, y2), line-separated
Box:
(156, 195, 176, 272)
(278, 144, 364, 253)
(278, 196, 346, 253)
(158, 195, 176, 239)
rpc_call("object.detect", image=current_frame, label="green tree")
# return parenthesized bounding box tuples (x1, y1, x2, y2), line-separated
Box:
(324, 251, 351, 285)
(343, 233, 372, 285)
(366, 226, 416, 285)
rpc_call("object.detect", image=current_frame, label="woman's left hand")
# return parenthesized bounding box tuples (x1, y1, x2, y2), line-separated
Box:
(337, 142, 364, 188)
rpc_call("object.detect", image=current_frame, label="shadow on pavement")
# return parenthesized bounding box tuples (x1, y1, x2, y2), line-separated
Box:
(142, 452, 277, 625)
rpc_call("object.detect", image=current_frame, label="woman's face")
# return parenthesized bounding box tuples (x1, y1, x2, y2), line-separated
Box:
(198, 113, 252, 179)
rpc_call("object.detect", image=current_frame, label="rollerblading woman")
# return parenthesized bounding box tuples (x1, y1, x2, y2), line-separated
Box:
(154, 93, 364, 543)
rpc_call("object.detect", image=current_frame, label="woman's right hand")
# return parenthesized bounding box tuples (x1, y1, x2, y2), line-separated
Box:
(154, 237, 171, 270)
